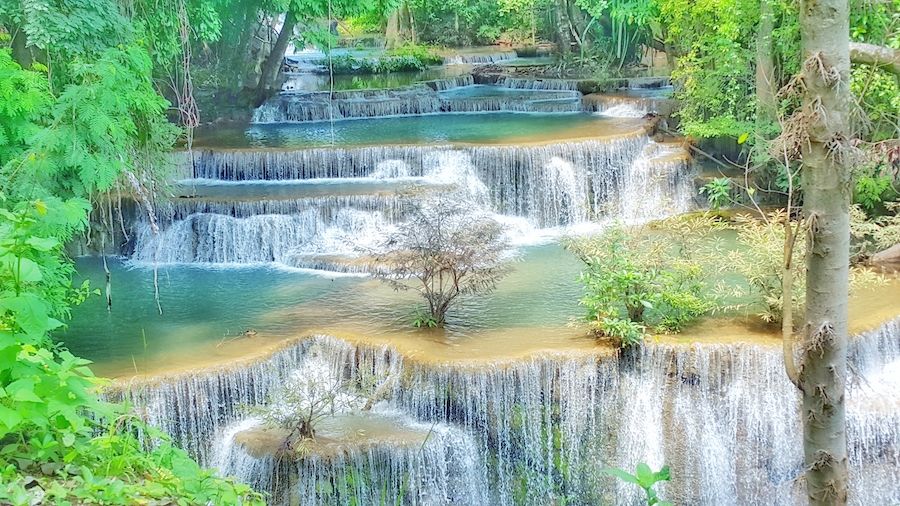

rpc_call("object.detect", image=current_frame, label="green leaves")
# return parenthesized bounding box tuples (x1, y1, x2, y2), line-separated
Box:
(30, 46, 178, 197)
(567, 220, 720, 346)
(604, 463, 672, 506)
(699, 177, 733, 211)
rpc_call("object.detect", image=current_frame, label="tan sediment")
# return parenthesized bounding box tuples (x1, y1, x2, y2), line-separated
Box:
(234, 414, 430, 460)
(103, 273, 900, 384)
(188, 118, 650, 152)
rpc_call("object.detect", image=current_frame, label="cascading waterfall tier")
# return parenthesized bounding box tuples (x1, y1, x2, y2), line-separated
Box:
(425, 75, 475, 91)
(252, 85, 443, 123)
(132, 195, 403, 267)
(135, 135, 692, 266)
(120, 318, 900, 505)
(444, 51, 517, 64)
(496, 77, 579, 91)
(252, 80, 584, 122)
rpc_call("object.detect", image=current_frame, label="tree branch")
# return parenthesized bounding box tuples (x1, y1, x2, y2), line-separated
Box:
(850, 42, 900, 76)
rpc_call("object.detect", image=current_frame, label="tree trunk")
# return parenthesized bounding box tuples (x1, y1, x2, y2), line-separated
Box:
(256, 11, 297, 103)
(756, 0, 777, 123)
(385, 9, 401, 49)
(795, 0, 852, 503)
(9, 23, 33, 69)
(554, 0, 572, 52)
(409, 7, 418, 45)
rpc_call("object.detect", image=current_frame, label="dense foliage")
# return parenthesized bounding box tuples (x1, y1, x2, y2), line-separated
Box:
(0, 2, 264, 503)
(566, 216, 721, 346)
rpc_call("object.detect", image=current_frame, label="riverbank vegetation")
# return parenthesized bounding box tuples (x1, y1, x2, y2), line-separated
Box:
(4, 0, 900, 503)
(0, 3, 265, 504)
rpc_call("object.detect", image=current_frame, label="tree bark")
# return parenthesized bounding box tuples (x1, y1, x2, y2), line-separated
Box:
(385, 9, 401, 49)
(256, 11, 297, 103)
(9, 23, 34, 69)
(797, 0, 852, 503)
(554, 0, 573, 52)
(849, 41, 900, 76)
(756, 0, 777, 122)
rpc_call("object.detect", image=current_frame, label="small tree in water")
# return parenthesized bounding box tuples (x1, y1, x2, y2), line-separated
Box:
(371, 192, 515, 327)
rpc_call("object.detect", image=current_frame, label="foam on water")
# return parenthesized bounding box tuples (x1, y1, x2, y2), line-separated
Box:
(120, 318, 900, 505)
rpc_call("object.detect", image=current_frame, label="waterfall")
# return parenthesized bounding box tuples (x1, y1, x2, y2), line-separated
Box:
(133, 195, 404, 266)
(136, 136, 693, 266)
(438, 94, 582, 114)
(252, 81, 585, 122)
(496, 77, 580, 91)
(444, 51, 517, 64)
(252, 86, 444, 123)
(584, 95, 655, 117)
(618, 142, 693, 222)
(119, 318, 900, 505)
(426, 75, 475, 91)
(213, 416, 490, 505)
(111, 336, 403, 464)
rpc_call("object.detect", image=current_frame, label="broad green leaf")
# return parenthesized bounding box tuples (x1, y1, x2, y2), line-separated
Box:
(654, 465, 671, 482)
(13, 257, 42, 283)
(636, 462, 653, 485)
(603, 468, 641, 485)
(6, 378, 43, 403)
(737, 132, 749, 144)
(0, 404, 23, 430)
(25, 236, 59, 251)
(1, 294, 51, 337)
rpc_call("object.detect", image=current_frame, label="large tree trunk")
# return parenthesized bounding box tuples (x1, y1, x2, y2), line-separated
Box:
(385, 9, 401, 49)
(793, 0, 852, 503)
(256, 11, 297, 104)
(554, 0, 573, 52)
(755, 0, 777, 122)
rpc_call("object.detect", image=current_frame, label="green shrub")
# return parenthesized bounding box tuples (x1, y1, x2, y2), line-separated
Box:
(604, 463, 672, 506)
(390, 43, 444, 66)
(566, 216, 721, 346)
(699, 177, 733, 211)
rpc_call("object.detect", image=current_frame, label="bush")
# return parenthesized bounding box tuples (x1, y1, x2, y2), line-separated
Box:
(370, 191, 515, 327)
(390, 43, 444, 66)
(566, 216, 722, 346)
(718, 211, 886, 323)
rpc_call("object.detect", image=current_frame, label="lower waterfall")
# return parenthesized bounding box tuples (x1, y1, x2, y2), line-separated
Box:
(117, 319, 900, 505)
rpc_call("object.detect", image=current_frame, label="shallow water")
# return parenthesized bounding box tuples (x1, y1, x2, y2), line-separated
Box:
(192, 113, 646, 149)
(60, 243, 587, 377)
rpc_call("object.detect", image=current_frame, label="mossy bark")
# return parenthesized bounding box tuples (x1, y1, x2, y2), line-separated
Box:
(795, 0, 851, 503)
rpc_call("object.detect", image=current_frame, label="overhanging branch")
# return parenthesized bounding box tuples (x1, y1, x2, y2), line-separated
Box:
(850, 42, 900, 76)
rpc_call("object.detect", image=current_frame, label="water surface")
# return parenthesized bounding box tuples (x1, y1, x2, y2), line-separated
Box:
(193, 113, 646, 149)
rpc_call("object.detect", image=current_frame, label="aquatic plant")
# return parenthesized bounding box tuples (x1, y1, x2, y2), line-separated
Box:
(565, 215, 722, 346)
(699, 177, 733, 211)
(604, 463, 672, 506)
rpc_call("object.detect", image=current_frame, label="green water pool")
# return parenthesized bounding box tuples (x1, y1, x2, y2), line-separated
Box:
(192, 113, 645, 149)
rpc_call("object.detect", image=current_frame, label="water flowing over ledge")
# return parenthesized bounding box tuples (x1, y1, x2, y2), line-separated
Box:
(135, 136, 691, 265)
(252, 81, 585, 123)
(495, 77, 580, 91)
(444, 51, 517, 65)
(113, 317, 900, 505)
